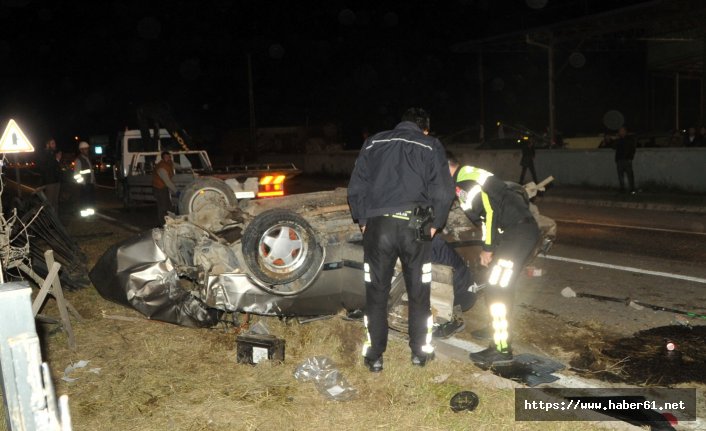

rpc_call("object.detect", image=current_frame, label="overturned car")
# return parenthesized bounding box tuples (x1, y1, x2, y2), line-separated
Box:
(90, 182, 555, 328)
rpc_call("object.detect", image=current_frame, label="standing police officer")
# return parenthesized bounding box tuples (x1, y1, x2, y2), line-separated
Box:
(348, 108, 455, 372)
(447, 154, 540, 368)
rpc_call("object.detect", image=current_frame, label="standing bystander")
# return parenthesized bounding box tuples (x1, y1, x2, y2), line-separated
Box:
(152, 151, 177, 225)
(518, 138, 538, 185)
(613, 126, 636, 194)
(347, 107, 455, 372)
(39, 138, 62, 213)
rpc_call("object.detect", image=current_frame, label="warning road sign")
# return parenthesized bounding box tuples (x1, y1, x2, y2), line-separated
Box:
(0, 119, 34, 153)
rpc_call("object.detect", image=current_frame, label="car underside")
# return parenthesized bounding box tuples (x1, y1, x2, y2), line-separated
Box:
(90, 185, 555, 328)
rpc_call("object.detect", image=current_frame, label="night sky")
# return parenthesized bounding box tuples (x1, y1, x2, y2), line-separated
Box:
(1, 0, 658, 151)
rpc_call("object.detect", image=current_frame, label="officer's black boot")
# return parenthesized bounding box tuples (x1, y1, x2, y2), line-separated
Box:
(363, 355, 383, 373)
(469, 344, 513, 370)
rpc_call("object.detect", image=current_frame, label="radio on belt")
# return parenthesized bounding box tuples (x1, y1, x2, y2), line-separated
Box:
(236, 333, 285, 365)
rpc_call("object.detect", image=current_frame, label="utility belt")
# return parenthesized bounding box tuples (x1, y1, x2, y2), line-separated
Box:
(384, 206, 434, 242)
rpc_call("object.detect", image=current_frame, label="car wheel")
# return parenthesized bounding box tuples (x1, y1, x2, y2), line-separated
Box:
(178, 177, 237, 215)
(241, 209, 325, 295)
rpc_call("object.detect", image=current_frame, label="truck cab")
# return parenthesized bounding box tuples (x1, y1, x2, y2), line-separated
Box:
(114, 128, 299, 215)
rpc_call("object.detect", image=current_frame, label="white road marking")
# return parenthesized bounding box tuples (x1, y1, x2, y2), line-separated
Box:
(540, 254, 706, 284)
(555, 218, 706, 236)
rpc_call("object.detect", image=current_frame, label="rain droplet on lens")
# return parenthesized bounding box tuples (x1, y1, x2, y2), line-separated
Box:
(137, 17, 161, 40)
(269, 44, 285, 59)
(602, 110, 625, 130)
(338, 9, 355, 26)
(569, 52, 586, 68)
(179, 58, 201, 81)
(526, 0, 548, 9)
(383, 12, 398, 27)
(38, 8, 52, 21)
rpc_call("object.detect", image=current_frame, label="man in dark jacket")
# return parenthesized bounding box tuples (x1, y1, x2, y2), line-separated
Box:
(447, 155, 540, 368)
(518, 138, 538, 184)
(348, 108, 455, 372)
(614, 126, 636, 194)
(39, 138, 62, 212)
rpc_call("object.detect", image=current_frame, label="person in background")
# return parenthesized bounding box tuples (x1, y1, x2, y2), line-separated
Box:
(347, 107, 455, 372)
(152, 151, 177, 225)
(683, 127, 702, 147)
(39, 138, 62, 213)
(73, 141, 96, 217)
(613, 126, 637, 194)
(698, 126, 706, 146)
(518, 138, 538, 184)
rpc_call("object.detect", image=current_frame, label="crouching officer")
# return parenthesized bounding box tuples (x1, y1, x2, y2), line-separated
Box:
(447, 154, 540, 368)
(348, 108, 455, 372)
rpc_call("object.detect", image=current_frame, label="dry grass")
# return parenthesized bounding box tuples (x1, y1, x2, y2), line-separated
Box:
(2, 217, 605, 431)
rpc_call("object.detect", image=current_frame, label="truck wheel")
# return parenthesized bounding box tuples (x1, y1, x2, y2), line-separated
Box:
(178, 177, 237, 215)
(241, 209, 324, 295)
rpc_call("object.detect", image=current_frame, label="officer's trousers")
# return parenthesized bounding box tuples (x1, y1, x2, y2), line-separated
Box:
(431, 235, 476, 312)
(363, 216, 432, 359)
(485, 220, 541, 350)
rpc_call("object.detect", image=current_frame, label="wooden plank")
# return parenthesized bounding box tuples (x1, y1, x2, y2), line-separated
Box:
(44, 250, 77, 350)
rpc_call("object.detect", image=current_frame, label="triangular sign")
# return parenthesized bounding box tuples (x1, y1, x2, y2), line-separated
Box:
(0, 119, 34, 153)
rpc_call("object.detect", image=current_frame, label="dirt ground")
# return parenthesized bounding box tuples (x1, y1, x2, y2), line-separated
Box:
(0, 216, 613, 431)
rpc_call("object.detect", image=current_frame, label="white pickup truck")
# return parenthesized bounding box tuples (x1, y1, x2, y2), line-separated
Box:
(113, 128, 300, 214)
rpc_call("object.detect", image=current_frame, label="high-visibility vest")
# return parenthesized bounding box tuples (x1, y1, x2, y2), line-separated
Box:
(152, 160, 174, 189)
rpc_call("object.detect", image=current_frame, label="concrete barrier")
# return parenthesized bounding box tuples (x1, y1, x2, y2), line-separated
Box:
(260, 147, 706, 192)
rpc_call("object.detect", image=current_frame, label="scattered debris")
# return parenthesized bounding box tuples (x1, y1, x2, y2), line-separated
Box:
(488, 353, 565, 387)
(431, 373, 451, 384)
(525, 266, 543, 277)
(10, 192, 90, 290)
(561, 287, 706, 320)
(293, 356, 357, 401)
(599, 325, 706, 385)
(450, 390, 479, 412)
(62, 360, 90, 382)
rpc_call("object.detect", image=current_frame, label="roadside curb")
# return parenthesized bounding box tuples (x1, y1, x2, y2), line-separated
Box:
(539, 196, 706, 214)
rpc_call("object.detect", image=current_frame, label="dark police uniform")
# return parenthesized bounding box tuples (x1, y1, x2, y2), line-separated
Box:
(348, 120, 454, 366)
(454, 166, 540, 366)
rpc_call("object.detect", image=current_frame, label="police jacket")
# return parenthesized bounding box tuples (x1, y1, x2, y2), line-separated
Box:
(347, 121, 455, 229)
(454, 166, 534, 252)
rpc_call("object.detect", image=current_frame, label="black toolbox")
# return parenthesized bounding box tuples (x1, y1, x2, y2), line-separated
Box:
(236, 333, 285, 365)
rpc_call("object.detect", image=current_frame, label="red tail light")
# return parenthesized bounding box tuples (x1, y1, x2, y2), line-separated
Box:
(257, 174, 286, 198)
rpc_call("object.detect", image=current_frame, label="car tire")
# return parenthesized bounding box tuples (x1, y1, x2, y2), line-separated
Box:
(178, 177, 237, 215)
(241, 209, 324, 295)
